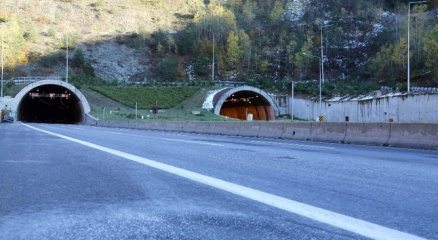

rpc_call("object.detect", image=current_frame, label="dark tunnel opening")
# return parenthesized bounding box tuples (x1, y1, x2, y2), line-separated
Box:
(18, 84, 84, 124)
(220, 91, 275, 121)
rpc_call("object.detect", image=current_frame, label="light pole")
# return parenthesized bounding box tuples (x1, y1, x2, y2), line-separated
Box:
(320, 24, 332, 85)
(303, 53, 322, 119)
(1, 37, 4, 98)
(407, 1, 427, 93)
(66, 33, 69, 83)
(212, 33, 215, 82)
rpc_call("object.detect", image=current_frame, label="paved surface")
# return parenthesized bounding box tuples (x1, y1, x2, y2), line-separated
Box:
(0, 123, 437, 239)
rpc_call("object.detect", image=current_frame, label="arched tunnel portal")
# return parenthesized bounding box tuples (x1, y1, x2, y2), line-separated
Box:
(13, 80, 90, 124)
(213, 86, 279, 121)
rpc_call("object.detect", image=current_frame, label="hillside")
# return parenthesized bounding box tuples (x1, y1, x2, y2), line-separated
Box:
(0, 0, 203, 81)
(0, 0, 437, 93)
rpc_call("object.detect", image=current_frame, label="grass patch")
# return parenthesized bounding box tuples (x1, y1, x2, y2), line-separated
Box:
(83, 86, 233, 121)
(89, 86, 201, 109)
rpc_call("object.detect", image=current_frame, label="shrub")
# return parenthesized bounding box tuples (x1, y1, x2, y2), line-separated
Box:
(158, 55, 178, 81)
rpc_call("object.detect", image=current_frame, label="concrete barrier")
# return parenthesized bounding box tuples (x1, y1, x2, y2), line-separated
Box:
(281, 123, 312, 141)
(88, 120, 438, 150)
(181, 121, 199, 133)
(163, 122, 184, 132)
(203, 122, 222, 135)
(257, 122, 285, 138)
(344, 123, 391, 146)
(181, 121, 214, 134)
(310, 122, 347, 143)
(212, 122, 241, 136)
(238, 122, 261, 137)
(388, 123, 438, 149)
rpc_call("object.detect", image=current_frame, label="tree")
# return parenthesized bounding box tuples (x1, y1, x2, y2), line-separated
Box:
(368, 43, 395, 83)
(294, 35, 315, 80)
(368, 37, 409, 84)
(0, 21, 26, 68)
(238, 30, 251, 68)
(391, 38, 408, 79)
(242, 0, 255, 25)
(226, 31, 241, 68)
(423, 25, 438, 82)
(270, 1, 284, 23)
(193, 1, 237, 44)
(158, 55, 178, 81)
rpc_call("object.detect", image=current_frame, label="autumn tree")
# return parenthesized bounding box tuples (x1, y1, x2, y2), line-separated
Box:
(423, 25, 438, 82)
(226, 31, 241, 68)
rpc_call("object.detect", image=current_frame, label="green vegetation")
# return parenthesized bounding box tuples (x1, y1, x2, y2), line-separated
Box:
(148, 0, 437, 90)
(89, 86, 201, 109)
(293, 81, 380, 97)
(0, 0, 437, 96)
(83, 86, 230, 121)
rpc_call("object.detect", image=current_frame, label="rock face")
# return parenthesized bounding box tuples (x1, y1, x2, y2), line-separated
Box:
(79, 42, 149, 82)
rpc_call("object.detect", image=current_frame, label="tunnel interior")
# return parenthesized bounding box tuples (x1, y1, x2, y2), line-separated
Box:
(18, 84, 84, 124)
(219, 91, 275, 121)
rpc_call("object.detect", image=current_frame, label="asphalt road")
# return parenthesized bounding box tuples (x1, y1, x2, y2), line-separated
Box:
(0, 123, 437, 240)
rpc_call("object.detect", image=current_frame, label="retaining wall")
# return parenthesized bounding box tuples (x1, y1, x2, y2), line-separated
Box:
(291, 94, 438, 123)
(91, 121, 438, 150)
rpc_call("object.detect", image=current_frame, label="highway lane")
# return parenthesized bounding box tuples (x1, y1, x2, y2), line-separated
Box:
(1, 123, 437, 239)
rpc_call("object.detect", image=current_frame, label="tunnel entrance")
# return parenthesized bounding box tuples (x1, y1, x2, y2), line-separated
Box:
(219, 91, 275, 121)
(17, 84, 84, 123)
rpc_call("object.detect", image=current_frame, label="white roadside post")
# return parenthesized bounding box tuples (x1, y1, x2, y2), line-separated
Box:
(135, 102, 138, 120)
(291, 80, 295, 121)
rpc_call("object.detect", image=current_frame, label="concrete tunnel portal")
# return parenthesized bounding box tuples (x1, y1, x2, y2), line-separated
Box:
(212, 86, 279, 121)
(14, 80, 90, 124)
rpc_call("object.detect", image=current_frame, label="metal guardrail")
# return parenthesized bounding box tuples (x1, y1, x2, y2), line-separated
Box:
(132, 80, 245, 87)
(380, 86, 438, 94)
(4, 77, 244, 87)
(7, 77, 63, 85)
(411, 86, 438, 94)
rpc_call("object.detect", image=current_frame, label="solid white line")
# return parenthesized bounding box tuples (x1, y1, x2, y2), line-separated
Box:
(22, 123, 426, 240)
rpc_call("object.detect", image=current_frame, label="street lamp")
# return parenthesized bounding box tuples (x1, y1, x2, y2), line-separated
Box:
(320, 24, 332, 85)
(407, 1, 427, 93)
(303, 52, 322, 119)
(212, 33, 215, 82)
(65, 33, 69, 83)
(1, 37, 4, 98)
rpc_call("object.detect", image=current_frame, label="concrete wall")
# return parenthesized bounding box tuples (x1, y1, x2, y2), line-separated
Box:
(290, 94, 438, 123)
(0, 97, 14, 110)
(90, 120, 438, 150)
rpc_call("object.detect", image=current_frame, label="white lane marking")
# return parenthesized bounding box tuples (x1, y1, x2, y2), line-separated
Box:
(251, 140, 335, 150)
(22, 123, 425, 240)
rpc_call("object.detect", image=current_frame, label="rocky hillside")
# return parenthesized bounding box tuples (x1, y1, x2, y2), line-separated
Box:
(0, 0, 203, 81)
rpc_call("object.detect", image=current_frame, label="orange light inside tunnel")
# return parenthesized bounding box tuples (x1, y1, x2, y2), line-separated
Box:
(219, 91, 275, 121)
